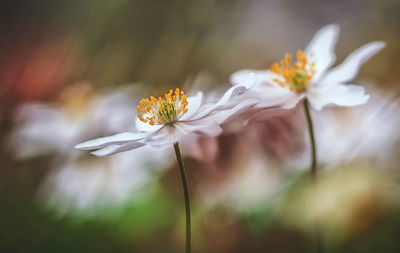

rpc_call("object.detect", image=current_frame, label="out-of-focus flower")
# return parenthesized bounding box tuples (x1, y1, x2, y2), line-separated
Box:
(194, 125, 288, 212)
(40, 146, 171, 213)
(10, 83, 137, 158)
(10, 83, 173, 212)
(75, 82, 259, 156)
(201, 154, 281, 212)
(231, 24, 385, 110)
(277, 166, 397, 242)
(180, 135, 220, 164)
(311, 92, 400, 167)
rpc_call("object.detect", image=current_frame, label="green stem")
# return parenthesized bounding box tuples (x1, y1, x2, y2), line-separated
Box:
(302, 98, 323, 253)
(302, 98, 317, 180)
(173, 142, 191, 253)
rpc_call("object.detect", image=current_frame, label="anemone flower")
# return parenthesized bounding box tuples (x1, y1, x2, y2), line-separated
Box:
(231, 23, 385, 176)
(75, 85, 256, 156)
(10, 84, 138, 158)
(231, 24, 385, 252)
(231, 24, 385, 111)
(75, 82, 257, 253)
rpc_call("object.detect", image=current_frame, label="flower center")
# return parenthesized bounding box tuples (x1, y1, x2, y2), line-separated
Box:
(269, 50, 316, 93)
(137, 88, 188, 125)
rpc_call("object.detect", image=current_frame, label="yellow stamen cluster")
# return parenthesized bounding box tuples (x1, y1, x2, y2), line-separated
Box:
(137, 88, 189, 125)
(269, 50, 316, 93)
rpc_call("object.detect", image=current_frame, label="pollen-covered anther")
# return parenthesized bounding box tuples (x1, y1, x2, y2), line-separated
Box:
(137, 88, 189, 125)
(269, 50, 316, 93)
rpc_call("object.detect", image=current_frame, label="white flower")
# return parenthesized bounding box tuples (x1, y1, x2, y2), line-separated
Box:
(40, 146, 172, 213)
(231, 24, 385, 110)
(313, 92, 400, 167)
(9, 84, 138, 158)
(75, 83, 258, 156)
(200, 154, 281, 212)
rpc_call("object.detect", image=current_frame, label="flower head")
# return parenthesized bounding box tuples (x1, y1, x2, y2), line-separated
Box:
(269, 51, 316, 93)
(137, 88, 188, 125)
(42, 146, 171, 212)
(9, 83, 137, 158)
(75, 81, 258, 156)
(231, 24, 385, 111)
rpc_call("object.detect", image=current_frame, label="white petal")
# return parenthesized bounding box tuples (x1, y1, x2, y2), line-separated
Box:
(135, 117, 163, 132)
(91, 141, 146, 156)
(248, 108, 290, 123)
(305, 24, 340, 81)
(175, 121, 223, 137)
(180, 92, 203, 120)
(275, 92, 304, 109)
(189, 85, 250, 120)
(145, 120, 224, 146)
(74, 132, 148, 150)
(230, 70, 273, 87)
(231, 70, 304, 109)
(307, 83, 369, 110)
(213, 85, 248, 109)
(197, 98, 260, 124)
(229, 70, 257, 88)
(198, 123, 223, 137)
(321, 41, 385, 84)
(253, 90, 301, 109)
(144, 125, 183, 146)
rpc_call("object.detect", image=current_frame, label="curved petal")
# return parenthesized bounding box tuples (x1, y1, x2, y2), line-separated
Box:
(192, 98, 260, 124)
(188, 85, 250, 120)
(91, 141, 145, 156)
(174, 121, 223, 137)
(230, 70, 273, 87)
(231, 69, 304, 110)
(74, 132, 148, 150)
(307, 83, 369, 110)
(144, 125, 183, 147)
(248, 108, 290, 123)
(321, 41, 385, 84)
(305, 24, 340, 81)
(273, 92, 304, 109)
(229, 70, 257, 88)
(180, 91, 203, 120)
(135, 117, 163, 132)
(145, 120, 223, 147)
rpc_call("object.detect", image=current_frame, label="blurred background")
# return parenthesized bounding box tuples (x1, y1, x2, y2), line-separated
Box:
(1, 0, 400, 252)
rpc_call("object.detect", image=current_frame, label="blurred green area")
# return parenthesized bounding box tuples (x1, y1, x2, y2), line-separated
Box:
(1, 0, 400, 252)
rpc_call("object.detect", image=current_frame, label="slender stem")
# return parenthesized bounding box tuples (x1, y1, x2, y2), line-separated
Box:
(302, 98, 323, 253)
(173, 142, 191, 253)
(302, 98, 317, 180)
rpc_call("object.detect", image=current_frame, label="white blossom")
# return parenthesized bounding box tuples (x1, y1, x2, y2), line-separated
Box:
(231, 24, 385, 111)
(75, 82, 258, 156)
